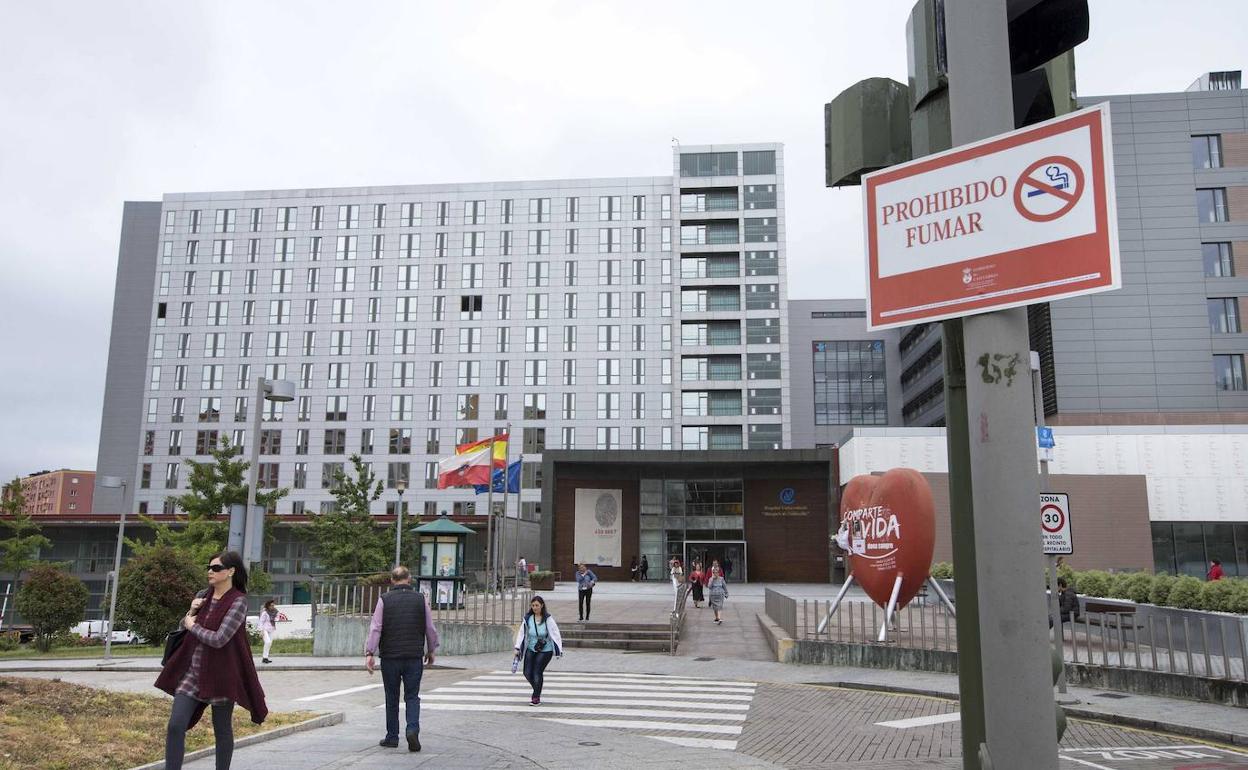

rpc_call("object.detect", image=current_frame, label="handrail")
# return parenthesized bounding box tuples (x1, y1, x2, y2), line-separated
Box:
(670, 582, 692, 655)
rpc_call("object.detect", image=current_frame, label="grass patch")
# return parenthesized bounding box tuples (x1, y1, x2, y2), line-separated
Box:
(0, 676, 318, 770)
(0, 637, 313, 660)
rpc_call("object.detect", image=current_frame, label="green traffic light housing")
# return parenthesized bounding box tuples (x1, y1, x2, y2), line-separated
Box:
(824, 77, 913, 188)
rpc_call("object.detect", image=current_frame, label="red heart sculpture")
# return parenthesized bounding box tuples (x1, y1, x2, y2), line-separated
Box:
(840, 468, 935, 611)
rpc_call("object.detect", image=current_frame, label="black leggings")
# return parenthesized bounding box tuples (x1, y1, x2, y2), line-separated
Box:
(578, 587, 593, 619)
(166, 693, 234, 770)
(523, 648, 554, 698)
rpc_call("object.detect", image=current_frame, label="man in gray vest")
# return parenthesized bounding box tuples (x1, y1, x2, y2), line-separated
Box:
(364, 565, 439, 752)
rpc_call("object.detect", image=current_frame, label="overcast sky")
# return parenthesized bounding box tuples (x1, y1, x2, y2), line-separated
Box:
(0, 1, 1243, 484)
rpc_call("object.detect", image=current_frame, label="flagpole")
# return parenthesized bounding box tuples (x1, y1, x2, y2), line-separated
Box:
(485, 435, 496, 593)
(501, 423, 512, 593)
(512, 453, 523, 594)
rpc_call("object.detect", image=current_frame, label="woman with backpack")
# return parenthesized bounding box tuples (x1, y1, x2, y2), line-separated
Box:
(155, 550, 267, 770)
(512, 595, 563, 705)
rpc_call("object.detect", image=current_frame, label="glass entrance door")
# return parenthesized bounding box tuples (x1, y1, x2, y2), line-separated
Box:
(684, 541, 747, 582)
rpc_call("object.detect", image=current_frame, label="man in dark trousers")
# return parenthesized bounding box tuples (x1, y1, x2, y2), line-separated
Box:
(575, 563, 598, 621)
(364, 566, 439, 752)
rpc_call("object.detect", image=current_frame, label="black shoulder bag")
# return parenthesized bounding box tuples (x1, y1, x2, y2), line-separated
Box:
(162, 588, 210, 666)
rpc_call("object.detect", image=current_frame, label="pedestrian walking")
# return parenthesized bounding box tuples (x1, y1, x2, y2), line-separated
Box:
(513, 596, 563, 705)
(669, 557, 684, 601)
(1208, 559, 1224, 581)
(155, 551, 268, 770)
(707, 565, 729, 625)
(1057, 578, 1081, 624)
(575, 563, 597, 621)
(640, 555, 649, 580)
(364, 565, 439, 753)
(629, 556, 638, 582)
(723, 556, 734, 581)
(689, 564, 705, 608)
(258, 599, 278, 664)
(517, 555, 528, 587)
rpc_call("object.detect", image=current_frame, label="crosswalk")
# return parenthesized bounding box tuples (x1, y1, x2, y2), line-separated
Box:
(418, 670, 758, 751)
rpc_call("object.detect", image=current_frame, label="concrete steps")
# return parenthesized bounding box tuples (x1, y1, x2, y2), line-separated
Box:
(560, 622, 673, 652)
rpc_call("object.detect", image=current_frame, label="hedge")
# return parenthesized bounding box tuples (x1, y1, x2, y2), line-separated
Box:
(924, 562, 1248, 615)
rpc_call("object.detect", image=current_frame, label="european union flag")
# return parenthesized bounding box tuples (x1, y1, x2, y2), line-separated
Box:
(472, 460, 521, 494)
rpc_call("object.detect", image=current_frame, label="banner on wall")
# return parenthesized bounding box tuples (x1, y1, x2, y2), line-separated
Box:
(574, 488, 622, 567)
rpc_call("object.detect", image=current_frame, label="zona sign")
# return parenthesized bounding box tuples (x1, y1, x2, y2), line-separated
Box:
(862, 103, 1119, 330)
(1039, 492, 1073, 556)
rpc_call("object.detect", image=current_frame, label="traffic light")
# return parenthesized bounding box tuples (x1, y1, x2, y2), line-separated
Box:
(824, 78, 912, 188)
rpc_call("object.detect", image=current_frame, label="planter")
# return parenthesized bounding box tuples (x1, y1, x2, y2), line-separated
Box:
(529, 573, 555, 591)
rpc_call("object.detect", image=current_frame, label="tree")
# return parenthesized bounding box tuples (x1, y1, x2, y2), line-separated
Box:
(305, 455, 390, 575)
(0, 478, 52, 622)
(115, 545, 202, 646)
(135, 437, 288, 569)
(15, 564, 88, 651)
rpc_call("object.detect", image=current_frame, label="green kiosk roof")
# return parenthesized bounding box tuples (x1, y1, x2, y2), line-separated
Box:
(412, 518, 475, 535)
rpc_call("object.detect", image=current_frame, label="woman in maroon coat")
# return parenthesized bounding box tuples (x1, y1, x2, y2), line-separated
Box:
(155, 551, 267, 770)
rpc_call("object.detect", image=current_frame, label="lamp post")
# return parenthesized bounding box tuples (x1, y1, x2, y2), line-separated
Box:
(245, 378, 295, 566)
(394, 479, 407, 568)
(99, 475, 127, 662)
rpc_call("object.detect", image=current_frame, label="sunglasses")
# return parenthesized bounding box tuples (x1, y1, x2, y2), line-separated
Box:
(206, 564, 229, 573)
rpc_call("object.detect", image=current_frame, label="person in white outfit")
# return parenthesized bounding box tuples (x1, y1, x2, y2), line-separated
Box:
(669, 557, 684, 606)
(259, 599, 278, 663)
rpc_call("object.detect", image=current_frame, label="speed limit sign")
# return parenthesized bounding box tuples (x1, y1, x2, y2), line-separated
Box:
(1039, 492, 1072, 555)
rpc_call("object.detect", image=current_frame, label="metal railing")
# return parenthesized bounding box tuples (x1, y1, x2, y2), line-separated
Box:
(765, 588, 798, 639)
(771, 589, 1246, 682)
(670, 581, 691, 656)
(312, 574, 532, 627)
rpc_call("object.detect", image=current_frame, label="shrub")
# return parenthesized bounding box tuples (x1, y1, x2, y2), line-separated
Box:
(1166, 575, 1204, 609)
(1073, 570, 1112, 598)
(1056, 562, 1075, 586)
(14, 564, 89, 651)
(1118, 573, 1154, 604)
(0, 631, 20, 651)
(1227, 580, 1248, 614)
(1198, 578, 1246, 613)
(116, 545, 202, 647)
(929, 562, 954, 580)
(1148, 574, 1178, 606)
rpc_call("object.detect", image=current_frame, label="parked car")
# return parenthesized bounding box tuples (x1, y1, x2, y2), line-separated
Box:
(71, 620, 144, 644)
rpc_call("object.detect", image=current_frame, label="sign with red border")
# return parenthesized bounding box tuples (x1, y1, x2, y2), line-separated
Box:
(863, 103, 1119, 330)
(1040, 492, 1072, 555)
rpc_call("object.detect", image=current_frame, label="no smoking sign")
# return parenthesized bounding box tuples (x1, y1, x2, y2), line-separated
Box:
(1039, 492, 1073, 555)
(1014, 155, 1085, 222)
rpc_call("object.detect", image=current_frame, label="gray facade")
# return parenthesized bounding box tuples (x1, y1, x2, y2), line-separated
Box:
(900, 75, 1248, 426)
(93, 202, 163, 514)
(787, 299, 903, 448)
(96, 143, 788, 520)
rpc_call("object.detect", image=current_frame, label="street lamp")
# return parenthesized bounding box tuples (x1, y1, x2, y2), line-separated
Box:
(394, 479, 407, 568)
(244, 378, 295, 566)
(99, 475, 127, 662)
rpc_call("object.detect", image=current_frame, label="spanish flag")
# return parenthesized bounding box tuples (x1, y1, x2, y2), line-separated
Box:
(456, 433, 509, 468)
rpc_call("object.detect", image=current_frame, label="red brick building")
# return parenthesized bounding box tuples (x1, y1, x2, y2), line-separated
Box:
(5, 470, 95, 515)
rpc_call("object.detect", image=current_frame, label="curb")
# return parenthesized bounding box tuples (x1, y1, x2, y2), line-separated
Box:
(818, 680, 1248, 748)
(129, 711, 345, 770)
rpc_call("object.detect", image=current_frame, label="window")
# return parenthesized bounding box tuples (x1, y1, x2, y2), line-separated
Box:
(632, 225, 645, 251)
(528, 262, 550, 288)
(387, 463, 410, 490)
(528, 230, 550, 255)
(562, 358, 576, 385)
(563, 292, 577, 318)
(248, 207, 262, 232)
(463, 232, 485, 257)
(680, 151, 737, 177)
(523, 393, 546, 419)
(275, 206, 296, 231)
(597, 358, 620, 385)
(525, 326, 548, 352)
(370, 234, 384, 259)
(745, 283, 780, 310)
(813, 340, 887, 424)
(461, 262, 483, 287)
(1192, 135, 1223, 169)
(325, 395, 348, 421)
(433, 263, 446, 289)
(597, 393, 620, 419)
(599, 259, 621, 285)
(1197, 188, 1229, 223)
(598, 292, 620, 317)
(460, 294, 483, 320)
(188, 209, 202, 234)
(164, 211, 176, 234)
(597, 324, 619, 351)
(310, 205, 324, 230)
(744, 217, 778, 243)
(457, 394, 479, 419)
(457, 361, 480, 387)
(596, 427, 619, 450)
(459, 327, 481, 352)
(598, 196, 621, 221)
(561, 393, 576, 419)
(495, 359, 509, 385)
(165, 462, 181, 489)
(213, 239, 234, 263)
(661, 227, 671, 252)
(335, 235, 357, 260)
(463, 200, 485, 224)
(631, 291, 645, 317)
(501, 199, 514, 224)
(331, 298, 353, 322)
(565, 196, 579, 222)
(321, 463, 344, 490)
(429, 360, 443, 387)
(372, 202, 387, 228)
(338, 204, 359, 229)
(392, 394, 414, 421)
(631, 324, 645, 351)
(529, 198, 551, 223)
(327, 362, 350, 388)
(497, 327, 511, 355)
(1203, 243, 1235, 277)
(215, 208, 236, 233)
(743, 150, 776, 175)
(1213, 354, 1246, 391)
(309, 237, 322, 261)
(401, 202, 421, 226)
(399, 233, 419, 259)
(527, 293, 549, 319)
(1208, 298, 1242, 333)
(744, 184, 777, 210)
(632, 195, 646, 220)
(266, 331, 288, 356)
(631, 259, 646, 284)
(598, 228, 621, 253)
(524, 360, 547, 386)
(563, 325, 577, 352)
(565, 229, 579, 254)
(389, 428, 412, 455)
(523, 427, 546, 453)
